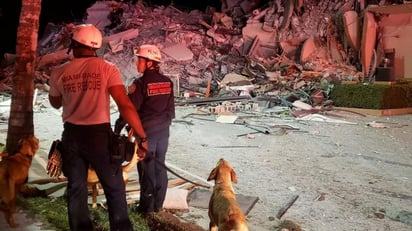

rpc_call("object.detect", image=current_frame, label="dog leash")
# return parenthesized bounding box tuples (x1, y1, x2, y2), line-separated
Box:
(143, 151, 211, 189)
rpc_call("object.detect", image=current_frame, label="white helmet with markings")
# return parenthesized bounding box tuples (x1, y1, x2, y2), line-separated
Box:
(134, 44, 162, 62)
(72, 24, 102, 49)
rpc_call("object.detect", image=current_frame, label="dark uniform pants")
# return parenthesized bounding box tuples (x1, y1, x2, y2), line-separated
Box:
(61, 122, 133, 231)
(137, 127, 170, 213)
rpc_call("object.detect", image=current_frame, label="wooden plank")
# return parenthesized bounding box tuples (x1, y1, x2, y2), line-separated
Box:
(182, 183, 198, 191)
(165, 161, 213, 188)
(167, 178, 187, 188)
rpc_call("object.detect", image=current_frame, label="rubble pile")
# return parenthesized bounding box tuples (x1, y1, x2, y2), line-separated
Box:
(0, 0, 409, 112)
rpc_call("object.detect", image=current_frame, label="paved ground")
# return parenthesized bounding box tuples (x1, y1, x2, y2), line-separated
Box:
(1, 97, 412, 230)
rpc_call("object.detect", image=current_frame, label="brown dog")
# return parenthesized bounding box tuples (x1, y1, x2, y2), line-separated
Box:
(0, 135, 39, 227)
(87, 147, 139, 208)
(207, 158, 249, 231)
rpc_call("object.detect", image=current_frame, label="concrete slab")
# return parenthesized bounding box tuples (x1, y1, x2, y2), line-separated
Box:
(162, 44, 194, 62)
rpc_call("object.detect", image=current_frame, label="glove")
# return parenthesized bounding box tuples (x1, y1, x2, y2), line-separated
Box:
(47, 140, 62, 177)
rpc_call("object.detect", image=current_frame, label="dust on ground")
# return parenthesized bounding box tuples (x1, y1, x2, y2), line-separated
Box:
(168, 106, 412, 231)
(1, 102, 412, 231)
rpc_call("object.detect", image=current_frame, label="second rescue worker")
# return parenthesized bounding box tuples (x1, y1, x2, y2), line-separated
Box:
(129, 44, 175, 215)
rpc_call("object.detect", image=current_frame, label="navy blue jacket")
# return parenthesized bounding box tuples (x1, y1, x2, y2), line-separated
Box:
(129, 69, 175, 133)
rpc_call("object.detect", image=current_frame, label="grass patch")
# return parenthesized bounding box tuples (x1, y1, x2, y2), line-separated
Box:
(17, 196, 149, 231)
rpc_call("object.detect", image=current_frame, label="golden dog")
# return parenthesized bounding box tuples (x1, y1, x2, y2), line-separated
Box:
(87, 147, 139, 208)
(0, 135, 39, 228)
(207, 158, 249, 231)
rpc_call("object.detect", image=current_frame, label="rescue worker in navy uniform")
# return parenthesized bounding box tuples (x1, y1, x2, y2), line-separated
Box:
(127, 44, 175, 216)
(49, 24, 148, 231)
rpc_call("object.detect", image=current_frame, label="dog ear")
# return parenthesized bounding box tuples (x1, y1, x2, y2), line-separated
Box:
(207, 167, 217, 181)
(19, 139, 33, 155)
(230, 168, 238, 184)
(31, 136, 40, 151)
(18, 136, 39, 156)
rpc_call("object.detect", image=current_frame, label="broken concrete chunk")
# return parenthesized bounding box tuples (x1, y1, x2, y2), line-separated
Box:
(162, 44, 194, 62)
(343, 10, 359, 50)
(108, 38, 124, 53)
(85, 1, 112, 30)
(206, 29, 227, 43)
(292, 100, 313, 110)
(220, 72, 252, 87)
(37, 49, 72, 68)
(360, 11, 377, 78)
(5, 0, 407, 116)
(242, 23, 278, 58)
(279, 0, 294, 30)
(102, 28, 139, 44)
(300, 37, 316, 62)
(265, 71, 281, 82)
(216, 115, 238, 124)
(227, 85, 256, 97)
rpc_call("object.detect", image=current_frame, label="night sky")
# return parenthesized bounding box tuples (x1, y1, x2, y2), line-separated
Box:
(0, 0, 96, 60)
(0, 0, 223, 62)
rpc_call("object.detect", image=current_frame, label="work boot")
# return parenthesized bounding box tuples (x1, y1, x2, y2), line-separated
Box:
(132, 205, 156, 219)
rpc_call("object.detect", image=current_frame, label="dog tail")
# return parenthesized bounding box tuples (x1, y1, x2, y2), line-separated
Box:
(121, 148, 139, 173)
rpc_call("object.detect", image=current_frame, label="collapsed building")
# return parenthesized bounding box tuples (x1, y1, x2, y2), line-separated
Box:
(0, 2, 411, 229)
(1, 0, 411, 112)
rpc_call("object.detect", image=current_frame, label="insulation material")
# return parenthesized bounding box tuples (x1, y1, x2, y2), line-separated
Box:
(162, 188, 190, 211)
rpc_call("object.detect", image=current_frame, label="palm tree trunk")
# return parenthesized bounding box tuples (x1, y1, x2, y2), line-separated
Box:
(6, 0, 41, 154)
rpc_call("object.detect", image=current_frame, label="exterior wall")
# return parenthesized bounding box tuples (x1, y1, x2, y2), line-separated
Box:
(380, 14, 412, 79)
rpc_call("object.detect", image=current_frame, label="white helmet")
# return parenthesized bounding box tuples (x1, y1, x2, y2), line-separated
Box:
(72, 24, 102, 49)
(134, 44, 161, 62)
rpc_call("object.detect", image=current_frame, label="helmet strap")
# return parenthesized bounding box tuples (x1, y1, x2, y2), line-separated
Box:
(70, 40, 97, 58)
(146, 59, 160, 71)
(146, 60, 154, 70)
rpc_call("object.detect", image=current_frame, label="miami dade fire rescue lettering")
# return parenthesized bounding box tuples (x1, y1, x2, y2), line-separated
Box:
(62, 72, 102, 93)
(147, 82, 171, 96)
